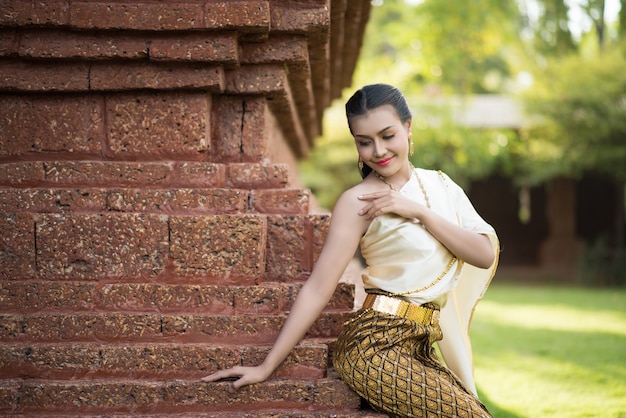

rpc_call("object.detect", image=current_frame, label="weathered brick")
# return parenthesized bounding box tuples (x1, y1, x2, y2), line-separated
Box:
(0, 343, 240, 379)
(90, 62, 224, 91)
(69, 2, 203, 30)
(0, 188, 109, 214)
(240, 34, 309, 65)
(204, 1, 270, 32)
(35, 213, 169, 279)
(105, 92, 210, 158)
(250, 189, 310, 214)
(0, 29, 18, 56)
(269, 3, 330, 33)
(211, 95, 269, 162)
(224, 64, 288, 95)
(0, 94, 103, 156)
(106, 188, 247, 214)
(160, 314, 284, 344)
(265, 215, 308, 282)
(165, 378, 360, 411)
(169, 215, 265, 280)
(240, 96, 270, 161)
(0, 212, 36, 279)
(171, 162, 225, 188)
(42, 162, 173, 187)
(226, 163, 289, 189)
(0, 380, 18, 409)
(308, 213, 331, 264)
(233, 284, 283, 315)
(22, 313, 163, 342)
(56, 188, 108, 212)
(3, 378, 361, 414)
(0, 61, 90, 91)
(225, 65, 309, 157)
(0, 314, 21, 339)
(16, 380, 162, 411)
(99, 284, 234, 314)
(150, 32, 238, 64)
(0, 162, 44, 186)
(211, 96, 238, 160)
(18, 30, 148, 59)
(0, 342, 328, 380)
(265, 81, 310, 158)
(0, 281, 96, 312)
(0, 1, 70, 27)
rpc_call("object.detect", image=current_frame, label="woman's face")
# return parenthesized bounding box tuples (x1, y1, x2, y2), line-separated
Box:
(350, 104, 412, 176)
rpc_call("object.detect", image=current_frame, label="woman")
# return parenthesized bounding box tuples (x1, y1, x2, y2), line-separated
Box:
(203, 84, 499, 417)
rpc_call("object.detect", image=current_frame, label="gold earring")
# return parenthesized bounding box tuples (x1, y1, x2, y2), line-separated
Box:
(358, 156, 364, 171)
(409, 136, 414, 157)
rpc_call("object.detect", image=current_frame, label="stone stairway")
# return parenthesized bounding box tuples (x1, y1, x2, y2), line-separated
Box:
(0, 169, 385, 416)
(0, 0, 385, 415)
(0, 160, 385, 416)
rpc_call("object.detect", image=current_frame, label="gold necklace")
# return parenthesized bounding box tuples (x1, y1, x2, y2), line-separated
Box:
(374, 165, 458, 296)
(374, 164, 431, 209)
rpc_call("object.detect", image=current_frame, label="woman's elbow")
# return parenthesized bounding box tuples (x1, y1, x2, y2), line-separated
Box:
(475, 251, 495, 269)
(473, 235, 496, 269)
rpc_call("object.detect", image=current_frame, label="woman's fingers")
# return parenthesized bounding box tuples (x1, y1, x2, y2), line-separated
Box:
(200, 366, 242, 383)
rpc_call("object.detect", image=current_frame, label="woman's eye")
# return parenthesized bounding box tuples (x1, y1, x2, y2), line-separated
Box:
(382, 134, 395, 140)
(358, 141, 370, 146)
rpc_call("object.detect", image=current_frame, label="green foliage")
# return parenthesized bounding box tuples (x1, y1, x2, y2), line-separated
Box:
(300, 0, 626, 207)
(352, 0, 520, 95)
(522, 46, 626, 182)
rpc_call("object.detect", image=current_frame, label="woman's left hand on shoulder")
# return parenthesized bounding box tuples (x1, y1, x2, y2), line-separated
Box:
(357, 190, 423, 221)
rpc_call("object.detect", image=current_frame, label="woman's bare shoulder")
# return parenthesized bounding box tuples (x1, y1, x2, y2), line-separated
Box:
(332, 179, 382, 219)
(334, 181, 374, 210)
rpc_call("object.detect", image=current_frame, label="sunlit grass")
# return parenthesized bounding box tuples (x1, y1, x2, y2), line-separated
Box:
(471, 284, 626, 418)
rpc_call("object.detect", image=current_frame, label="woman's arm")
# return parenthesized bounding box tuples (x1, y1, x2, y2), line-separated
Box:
(202, 189, 368, 389)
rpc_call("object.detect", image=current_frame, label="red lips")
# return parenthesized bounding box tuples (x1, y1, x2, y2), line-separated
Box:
(374, 156, 394, 166)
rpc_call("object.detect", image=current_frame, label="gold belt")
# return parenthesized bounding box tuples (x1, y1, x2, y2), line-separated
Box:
(362, 293, 440, 326)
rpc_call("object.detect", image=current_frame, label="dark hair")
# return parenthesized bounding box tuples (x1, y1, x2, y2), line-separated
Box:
(345, 84, 412, 178)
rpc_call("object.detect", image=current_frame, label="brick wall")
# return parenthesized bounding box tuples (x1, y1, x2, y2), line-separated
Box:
(0, 1, 380, 415)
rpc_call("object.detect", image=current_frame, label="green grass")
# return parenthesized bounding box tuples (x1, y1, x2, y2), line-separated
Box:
(471, 284, 626, 418)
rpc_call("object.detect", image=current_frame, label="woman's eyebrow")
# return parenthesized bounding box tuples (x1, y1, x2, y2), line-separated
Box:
(354, 125, 394, 139)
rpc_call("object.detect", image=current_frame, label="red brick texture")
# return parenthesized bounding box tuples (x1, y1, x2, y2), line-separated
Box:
(0, 0, 376, 415)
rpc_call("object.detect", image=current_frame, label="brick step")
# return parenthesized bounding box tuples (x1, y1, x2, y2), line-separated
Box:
(1, 211, 331, 283)
(0, 187, 310, 215)
(0, 376, 363, 416)
(0, 341, 333, 381)
(0, 282, 354, 315)
(1, 413, 387, 418)
(0, 162, 289, 190)
(0, 311, 352, 344)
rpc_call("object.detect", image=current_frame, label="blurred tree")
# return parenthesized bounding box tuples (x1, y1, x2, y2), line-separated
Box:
(301, 0, 625, 215)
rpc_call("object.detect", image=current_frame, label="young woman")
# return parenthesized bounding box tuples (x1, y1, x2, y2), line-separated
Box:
(203, 84, 499, 417)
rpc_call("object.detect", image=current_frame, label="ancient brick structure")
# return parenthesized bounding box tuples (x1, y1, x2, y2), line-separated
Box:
(0, 1, 382, 415)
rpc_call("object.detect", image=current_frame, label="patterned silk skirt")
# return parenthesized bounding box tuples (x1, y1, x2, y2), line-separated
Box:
(332, 305, 492, 418)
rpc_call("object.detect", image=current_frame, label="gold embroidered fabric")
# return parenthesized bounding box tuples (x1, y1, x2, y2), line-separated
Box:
(333, 308, 492, 417)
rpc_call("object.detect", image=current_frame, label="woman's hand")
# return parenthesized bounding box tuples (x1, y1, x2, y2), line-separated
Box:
(201, 365, 271, 390)
(358, 190, 423, 221)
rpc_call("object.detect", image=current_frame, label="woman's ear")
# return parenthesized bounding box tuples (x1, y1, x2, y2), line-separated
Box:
(405, 119, 412, 132)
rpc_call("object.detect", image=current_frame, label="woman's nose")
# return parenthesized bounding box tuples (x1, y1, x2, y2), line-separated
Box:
(373, 140, 386, 157)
